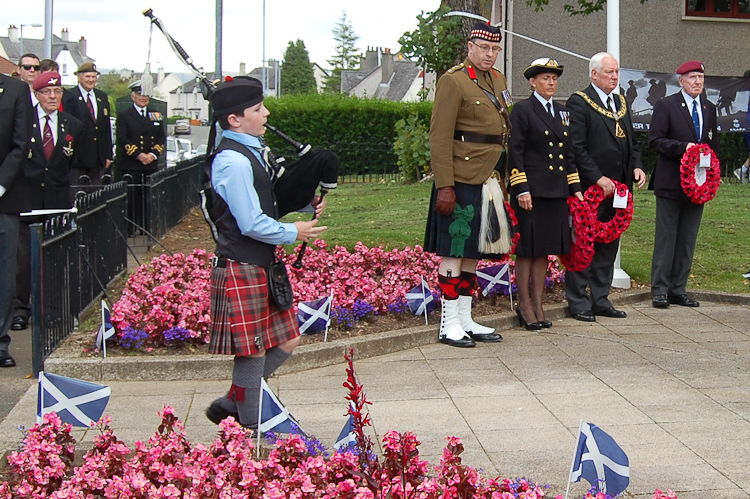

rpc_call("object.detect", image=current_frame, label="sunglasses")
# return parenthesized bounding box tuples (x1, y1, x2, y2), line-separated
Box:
(21, 64, 41, 71)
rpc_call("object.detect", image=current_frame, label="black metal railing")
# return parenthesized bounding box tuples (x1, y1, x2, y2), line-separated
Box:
(30, 182, 129, 375)
(147, 157, 203, 240)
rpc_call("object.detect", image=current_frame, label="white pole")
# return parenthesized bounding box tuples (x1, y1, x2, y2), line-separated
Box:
(565, 420, 585, 499)
(44, 0, 53, 59)
(262, 0, 267, 94)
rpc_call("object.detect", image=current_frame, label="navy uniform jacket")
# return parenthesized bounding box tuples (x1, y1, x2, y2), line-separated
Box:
(27, 110, 83, 209)
(0, 75, 33, 214)
(649, 92, 718, 201)
(116, 106, 166, 172)
(61, 87, 113, 171)
(508, 96, 581, 198)
(566, 84, 642, 190)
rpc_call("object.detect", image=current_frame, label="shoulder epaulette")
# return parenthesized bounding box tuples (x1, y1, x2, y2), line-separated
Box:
(446, 63, 465, 75)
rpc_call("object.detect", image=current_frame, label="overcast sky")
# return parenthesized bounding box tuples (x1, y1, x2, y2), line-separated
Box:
(2, 0, 436, 75)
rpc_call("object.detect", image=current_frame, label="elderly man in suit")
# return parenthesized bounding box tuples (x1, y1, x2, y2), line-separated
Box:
(649, 61, 717, 308)
(61, 63, 113, 190)
(0, 73, 34, 367)
(11, 72, 83, 332)
(565, 52, 647, 322)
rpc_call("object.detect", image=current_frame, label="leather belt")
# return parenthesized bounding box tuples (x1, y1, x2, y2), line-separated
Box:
(454, 130, 508, 145)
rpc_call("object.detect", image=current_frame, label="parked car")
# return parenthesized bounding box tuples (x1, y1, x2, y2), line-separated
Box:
(166, 136, 183, 167)
(196, 144, 208, 156)
(175, 137, 198, 160)
(200, 118, 209, 126)
(174, 119, 191, 135)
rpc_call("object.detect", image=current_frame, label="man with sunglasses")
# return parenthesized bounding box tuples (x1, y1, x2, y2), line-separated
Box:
(16, 53, 41, 106)
(424, 22, 510, 348)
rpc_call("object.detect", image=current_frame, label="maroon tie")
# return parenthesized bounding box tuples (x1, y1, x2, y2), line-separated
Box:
(86, 93, 95, 120)
(43, 116, 54, 160)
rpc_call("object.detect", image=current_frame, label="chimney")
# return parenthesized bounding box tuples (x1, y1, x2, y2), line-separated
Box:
(8, 25, 19, 44)
(381, 49, 394, 83)
(61, 28, 69, 42)
(157, 67, 165, 84)
(78, 36, 86, 56)
(361, 47, 379, 73)
(239, 62, 246, 75)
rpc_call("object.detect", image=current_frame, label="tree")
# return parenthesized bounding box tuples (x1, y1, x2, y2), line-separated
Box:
(280, 40, 317, 95)
(324, 11, 360, 94)
(398, 6, 464, 82)
(527, 0, 648, 15)
(96, 72, 134, 110)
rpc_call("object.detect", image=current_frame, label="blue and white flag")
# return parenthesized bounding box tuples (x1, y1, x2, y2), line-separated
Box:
(476, 263, 512, 297)
(569, 422, 630, 496)
(258, 378, 304, 435)
(405, 277, 435, 324)
(333, 403, 357, 451)
(37, 372, 111, 427)
(95, 300, 115, 356)
(297, 294, 333, 336)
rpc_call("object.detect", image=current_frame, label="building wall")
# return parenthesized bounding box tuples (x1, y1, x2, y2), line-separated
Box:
(55, 49, 78, 86)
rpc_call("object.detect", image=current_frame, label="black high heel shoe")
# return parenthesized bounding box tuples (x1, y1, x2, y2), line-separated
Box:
(516, 309, 542, 331)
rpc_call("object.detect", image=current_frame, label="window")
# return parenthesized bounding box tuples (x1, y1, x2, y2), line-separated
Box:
(686, 0, 750, 18)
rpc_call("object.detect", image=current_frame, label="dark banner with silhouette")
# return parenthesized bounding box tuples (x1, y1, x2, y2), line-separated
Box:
(620, 68, 750, 133)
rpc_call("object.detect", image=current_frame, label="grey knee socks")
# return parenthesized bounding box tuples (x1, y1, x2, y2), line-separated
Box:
(232, 355, 266, 427)
(263, 347, 292, 378)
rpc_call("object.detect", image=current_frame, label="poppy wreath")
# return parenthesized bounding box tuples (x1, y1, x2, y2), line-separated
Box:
(504, 200, 521, 255)
(559, 195, 596, 271)
(584, 181, 634, 244)
(680, 143, 720, 204)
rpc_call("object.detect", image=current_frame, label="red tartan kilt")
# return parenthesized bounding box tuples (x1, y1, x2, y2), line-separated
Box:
(209, 261, 299, 356)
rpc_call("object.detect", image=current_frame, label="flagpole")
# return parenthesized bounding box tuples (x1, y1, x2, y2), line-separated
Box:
(256, 378, 264, 457)
(565, 420, 585, 499)
(324, 292, 333, 342)
(508, 263, 514, 312)
(102, 303, 107, 359)
(422, 278, 429, 325)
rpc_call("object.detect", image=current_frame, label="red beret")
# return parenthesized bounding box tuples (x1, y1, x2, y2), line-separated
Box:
(676, 60, 705, 75)
(33, 72, 62, 91)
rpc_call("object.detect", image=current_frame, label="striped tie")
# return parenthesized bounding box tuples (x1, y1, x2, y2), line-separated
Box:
(87, 93, 95, 120)
(43, 116, 54, 160)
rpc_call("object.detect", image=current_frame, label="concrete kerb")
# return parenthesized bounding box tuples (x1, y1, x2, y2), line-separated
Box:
(49, 287, 750, 382)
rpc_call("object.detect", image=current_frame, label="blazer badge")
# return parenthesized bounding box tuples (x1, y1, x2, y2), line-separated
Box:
(63, 143, 74, 157)
(559, 111, 570, 126)
(708, 130, 713, 140)
(501, 90, 513, 107)
(103, 108, 108, 116)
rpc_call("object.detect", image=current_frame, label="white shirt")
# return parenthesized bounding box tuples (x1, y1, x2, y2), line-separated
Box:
(681, 90, 703, 138)
(533, 91, 555, 117)
(37, 105, 58, 145)
(78, 84, 97, 119)
(593, 84, 616, 112)
(134, 104, 147, 117)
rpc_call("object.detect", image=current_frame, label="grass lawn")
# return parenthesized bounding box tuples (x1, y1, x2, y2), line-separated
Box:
(284, 180, 750, 294)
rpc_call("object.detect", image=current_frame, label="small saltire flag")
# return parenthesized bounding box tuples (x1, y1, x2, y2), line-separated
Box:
(569, 422, 630, 497)
(476, 263, 511, 297)
(37, 372, 111, 427)
(333, 402, 357, 451)
(297, 294, 333, 335)
(405, 277, 436, 316)
(95, 300, 115, 352)
(258, 378, 304, 435)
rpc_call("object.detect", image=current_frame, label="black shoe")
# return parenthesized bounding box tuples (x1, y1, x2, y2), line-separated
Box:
(10, 316, 28, 331)
(0, 351, 16, 368)
(652, 294, 670, 308)
(539, 319, 553, 328)
(206, 399, 239, 425)
(516, 309, 542, 330)
(468, 331, 503, 342)
(573, 310, 596, 322)
(669, 294, 699, 307)
(593, 307, 627, 318)
(439, 336, 476, 348)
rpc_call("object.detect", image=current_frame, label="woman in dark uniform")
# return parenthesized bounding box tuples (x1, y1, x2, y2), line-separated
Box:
(508, 58, 583, 329)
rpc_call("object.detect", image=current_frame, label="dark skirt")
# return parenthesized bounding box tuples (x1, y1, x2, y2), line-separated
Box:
(424, 181, 505, 260)
(511, 196, 570, 257)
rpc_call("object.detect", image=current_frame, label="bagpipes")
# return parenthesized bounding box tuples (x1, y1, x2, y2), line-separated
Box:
(142, 8, 339, 268)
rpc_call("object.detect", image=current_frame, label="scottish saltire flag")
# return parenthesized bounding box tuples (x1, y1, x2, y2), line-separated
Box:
(476, 263, 511, 297)
(37, 372, 111, 427)
(405, 277, 435, 324)
(297, 294, 333, 335)
(333, 403, 357, 451)
(95, 300, 115, 356)
(569, 422, 630, 496)
(258, 378, 304, 435)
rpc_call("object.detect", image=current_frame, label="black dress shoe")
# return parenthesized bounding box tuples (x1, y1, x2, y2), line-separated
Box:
(516, 309, 542, 330)
(10, 316, 28, 331)
(468, 332, 503, 342)
(539, 319, 553, 328)
(206, 399, 239, 425)
(0, 351, 16, 368)
(439, 336, 476, 348)
(669, 294, 699, 307)
(652, 294, 670, 308)
(573, 310, 596, 322)
(593, 307, 627, 318)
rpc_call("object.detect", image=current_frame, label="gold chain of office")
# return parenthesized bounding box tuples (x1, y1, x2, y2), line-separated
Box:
(573, 91, 628, 138)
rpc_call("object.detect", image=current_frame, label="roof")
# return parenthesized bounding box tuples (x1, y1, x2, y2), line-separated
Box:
(0, 54, 16, 75)
(378, 60, 421, 101)
(0, 34, 93, 68)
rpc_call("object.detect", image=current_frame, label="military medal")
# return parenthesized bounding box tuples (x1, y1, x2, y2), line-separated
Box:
(708, 130, 713, 140)
(559, 111, 570, 126)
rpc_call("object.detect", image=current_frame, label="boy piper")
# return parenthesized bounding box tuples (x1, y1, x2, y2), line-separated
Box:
(205, 76, 327, 429)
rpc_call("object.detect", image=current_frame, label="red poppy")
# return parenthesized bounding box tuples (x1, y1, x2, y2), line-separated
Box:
(65, 134, 74, 142)
(680, 144, 720, 205)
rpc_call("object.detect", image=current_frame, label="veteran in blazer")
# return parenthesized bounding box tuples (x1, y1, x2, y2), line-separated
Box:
(649, 60, 718, 309)
(116, 80, 165, 235)
(565, 52, 647, 323)
(12, 72, 83, 333)
(508, 58, 582, 331)
(424, 22, 510, 348)
(61, 62, 113, 188)
(0, 73, 33, 367)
